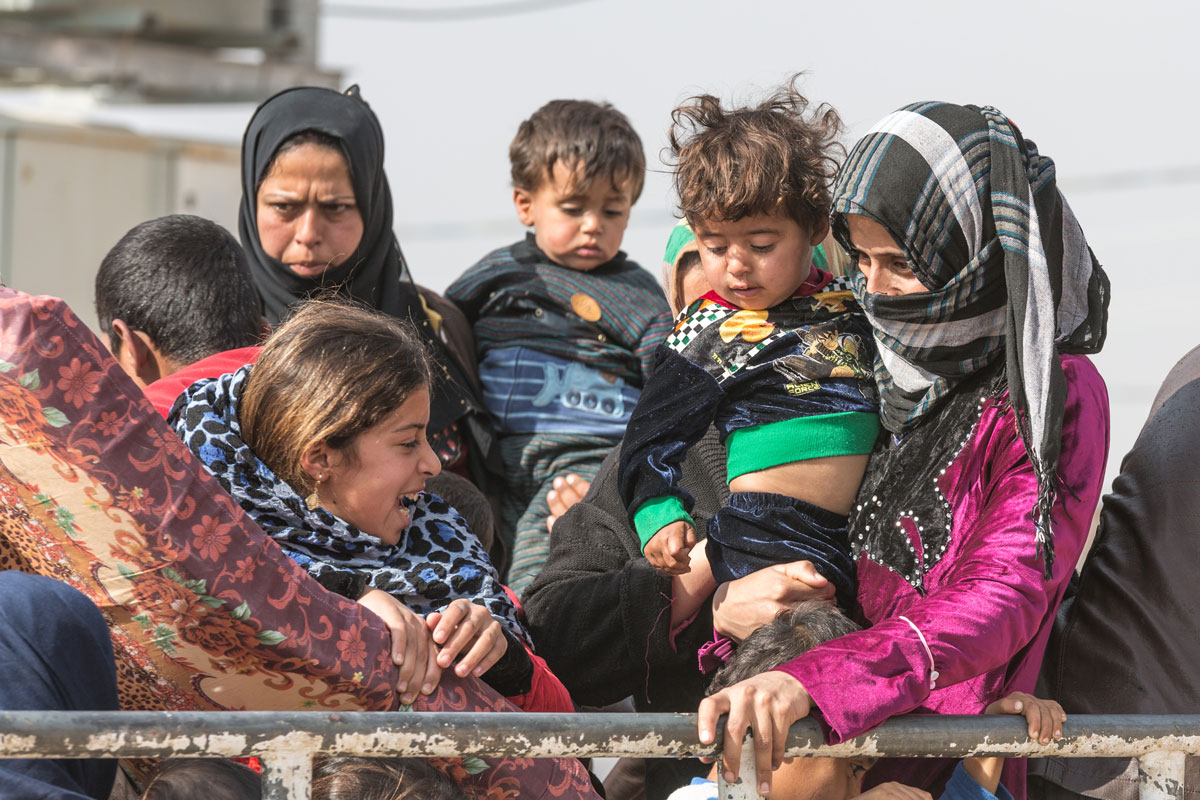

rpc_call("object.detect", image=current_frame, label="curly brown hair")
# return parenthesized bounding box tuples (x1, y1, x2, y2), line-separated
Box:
(668, 76, 844, 232)
(510, 99, 646, 202)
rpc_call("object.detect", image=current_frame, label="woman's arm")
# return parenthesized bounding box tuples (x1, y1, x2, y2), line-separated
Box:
(618, 347, 724, 549)
(700, 357, 1108, 792)
(698, 449, 1075, 792)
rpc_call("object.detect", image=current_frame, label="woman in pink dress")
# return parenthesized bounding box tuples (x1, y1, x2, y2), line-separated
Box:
(698, 101, 1111, 799)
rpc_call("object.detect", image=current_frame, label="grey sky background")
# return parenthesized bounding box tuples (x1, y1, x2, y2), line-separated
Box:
(4, 0, 1199, 494)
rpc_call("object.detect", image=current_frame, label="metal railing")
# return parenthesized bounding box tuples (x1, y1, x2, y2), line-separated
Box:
(2, 712, 1197, 800)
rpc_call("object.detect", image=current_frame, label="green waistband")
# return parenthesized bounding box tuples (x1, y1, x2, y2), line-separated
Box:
(725, 412, 880, 480)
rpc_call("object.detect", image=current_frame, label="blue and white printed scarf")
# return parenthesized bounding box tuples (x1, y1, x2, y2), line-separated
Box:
(169, 367, 531, 647)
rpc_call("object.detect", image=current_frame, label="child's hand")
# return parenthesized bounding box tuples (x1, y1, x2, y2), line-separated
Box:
(426, 598, 509, 679)
(985, 691, 1066, 745)
(357, 588, 441, 706)
(965, 691, 1067, 794)
(644, 521, 696, 575)
(857, 783, 933, 800)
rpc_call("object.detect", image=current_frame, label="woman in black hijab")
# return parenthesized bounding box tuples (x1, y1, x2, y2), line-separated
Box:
(238, 85, 499, 499)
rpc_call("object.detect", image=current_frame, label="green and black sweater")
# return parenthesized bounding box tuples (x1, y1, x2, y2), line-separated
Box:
(618, 269, 881, 547)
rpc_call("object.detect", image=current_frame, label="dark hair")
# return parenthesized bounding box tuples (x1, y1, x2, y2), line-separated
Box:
(95, 214, 263, 365)
(239, 298, 432, 495)
(510, 99, 646, 202)
(669, 76, 844, 232)
(140, 758, 260, 800)
(258, 128, 349, 192)
(707, 601, 860, 695)
(312, 756, 468, 800)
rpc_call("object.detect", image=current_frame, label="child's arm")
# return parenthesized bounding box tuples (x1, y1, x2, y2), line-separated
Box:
(442, 261, 493, 322)
(964, 691, 1066, 794)
(617, 345, 724, 560)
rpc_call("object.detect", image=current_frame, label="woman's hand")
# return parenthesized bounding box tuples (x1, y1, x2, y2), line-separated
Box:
(697, 671, 813, 796)
(426, 599, 509, 679)
(712, 561, 835, 642)
(357, 588, 441, 705)
(545, 474, 592, 532)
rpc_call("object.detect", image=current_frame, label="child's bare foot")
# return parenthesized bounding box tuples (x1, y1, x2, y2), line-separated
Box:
(545, 474, 591, 532)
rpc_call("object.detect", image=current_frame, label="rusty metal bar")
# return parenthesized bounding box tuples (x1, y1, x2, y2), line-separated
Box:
(3, 713, 1199, 800)
(1138, 750, 1187, 800)
(716, 739, 761, 800)
(3, 712, 1200, 760)
(261, 752, 314, 800)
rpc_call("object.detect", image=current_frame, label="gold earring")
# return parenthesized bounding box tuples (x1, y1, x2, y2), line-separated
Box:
(305, 474, 324, 511)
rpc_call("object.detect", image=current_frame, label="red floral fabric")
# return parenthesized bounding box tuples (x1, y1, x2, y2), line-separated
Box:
(0, 290, 597, 799)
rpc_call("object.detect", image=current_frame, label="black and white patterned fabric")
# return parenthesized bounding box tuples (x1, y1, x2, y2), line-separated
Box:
(168, 367, 531, 647)
(831, 102, 1109, 573)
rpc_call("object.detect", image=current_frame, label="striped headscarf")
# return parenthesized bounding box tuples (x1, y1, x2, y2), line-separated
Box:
(831, 102, 1109, 572)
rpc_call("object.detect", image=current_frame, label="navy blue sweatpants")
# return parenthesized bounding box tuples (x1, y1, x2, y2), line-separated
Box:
(0, 571, 119, 799)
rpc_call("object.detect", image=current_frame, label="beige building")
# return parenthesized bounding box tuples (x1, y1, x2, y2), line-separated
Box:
(0, 111, 240, 336)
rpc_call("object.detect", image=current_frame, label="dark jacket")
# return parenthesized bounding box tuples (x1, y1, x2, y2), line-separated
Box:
(1033, 345, 1200, 799)
(523, 428, 728, 800)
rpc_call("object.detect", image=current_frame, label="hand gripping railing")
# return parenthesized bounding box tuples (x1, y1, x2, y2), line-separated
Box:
(2, 712, 1197, 800)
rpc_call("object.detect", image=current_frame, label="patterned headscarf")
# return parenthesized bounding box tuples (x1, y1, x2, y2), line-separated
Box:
(831, 102, 1109, 572)
(169, 367, 531, 647)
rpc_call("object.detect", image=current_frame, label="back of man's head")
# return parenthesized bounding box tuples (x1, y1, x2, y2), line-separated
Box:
(707, 601, 860, 694)
(95, 214, 262, 367)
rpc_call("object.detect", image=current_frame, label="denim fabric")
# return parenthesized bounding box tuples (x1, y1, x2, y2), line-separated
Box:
(0, 571, 119, 799)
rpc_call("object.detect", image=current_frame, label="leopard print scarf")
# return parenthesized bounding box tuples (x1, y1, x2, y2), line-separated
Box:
(169, 367, 531, 647)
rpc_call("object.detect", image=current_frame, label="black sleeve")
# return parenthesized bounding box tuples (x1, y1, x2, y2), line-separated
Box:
(479, 629, 534, 698)
(525, 431, 728, 710)
(312, 569, 371, 600)
(617, 346, 724, 532)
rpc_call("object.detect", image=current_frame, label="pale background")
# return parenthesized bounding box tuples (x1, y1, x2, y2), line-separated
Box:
(1, 0, 1197, 495)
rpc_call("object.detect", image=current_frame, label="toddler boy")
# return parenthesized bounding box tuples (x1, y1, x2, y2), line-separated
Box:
(618, 84, 880, 608)
(446, 99, 673, 595)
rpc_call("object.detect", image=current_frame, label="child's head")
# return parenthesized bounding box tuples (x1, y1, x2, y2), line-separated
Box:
(662, 221, 709, 315)
(240, 299, 440, 545)
(708, 601, 872, 800)
(669, 78, 843, 310)
(509, 99, 645, 271)
(312, 756, 469, 800)
(140, 758, 261, 800)
(95, 214, 264, 386)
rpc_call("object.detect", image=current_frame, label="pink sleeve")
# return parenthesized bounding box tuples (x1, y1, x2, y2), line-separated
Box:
(775, 356, 1108, 742)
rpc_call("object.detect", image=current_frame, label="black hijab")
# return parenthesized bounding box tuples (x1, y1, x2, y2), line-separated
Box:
(238, 85, 423, 325)
(238, 86, 490, 466)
